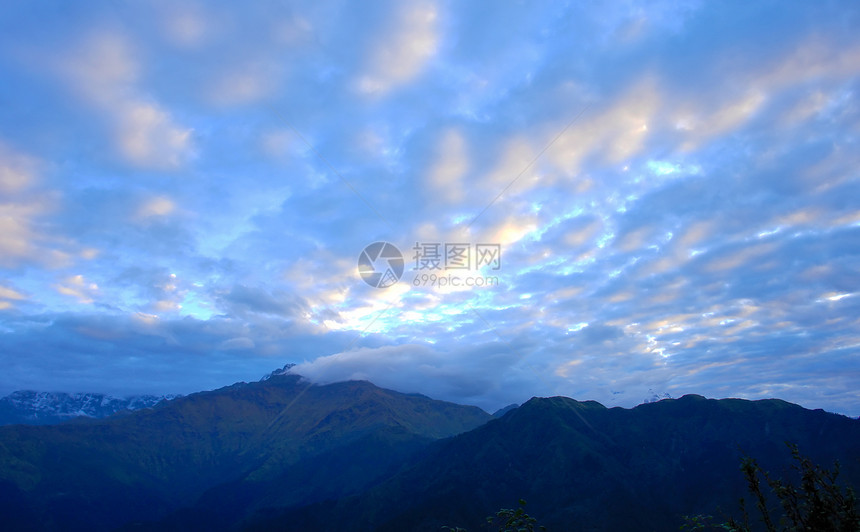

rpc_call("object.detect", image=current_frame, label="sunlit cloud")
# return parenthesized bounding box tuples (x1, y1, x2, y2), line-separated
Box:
(0, 284, 26, 311)
(59, 30, 193, 169)
(0, 145, 75, 268)
(136, 196, 176, 219)
(357, 2, 440, 94)
(55, 275, 99, 305)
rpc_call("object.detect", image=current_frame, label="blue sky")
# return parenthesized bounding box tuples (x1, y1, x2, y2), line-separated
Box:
(1, 1, 859, 415)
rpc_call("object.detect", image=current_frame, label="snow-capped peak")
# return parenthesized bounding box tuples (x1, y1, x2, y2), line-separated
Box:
(0, 391, 181, 426)
(260, 363, 297, 381)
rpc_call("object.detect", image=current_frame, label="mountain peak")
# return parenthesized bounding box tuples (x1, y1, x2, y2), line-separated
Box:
(260, 363, 297, 381)
(521, 396, 608, 411)
(492, 403, 519, 418)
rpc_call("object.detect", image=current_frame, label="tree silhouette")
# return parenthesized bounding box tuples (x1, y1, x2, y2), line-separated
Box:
(683, 443, 859, 532)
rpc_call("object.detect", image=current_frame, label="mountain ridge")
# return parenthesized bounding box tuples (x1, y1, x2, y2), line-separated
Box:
(0, 373, 491, 531)
(1, 369, 858, 531)
(249, 393, 860, 531)
(0, 390, 181, 426)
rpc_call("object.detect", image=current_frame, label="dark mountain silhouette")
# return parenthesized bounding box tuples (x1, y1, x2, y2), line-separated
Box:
(1, 373, 858, 532)
(247, 394, 860, 532)
(0, 374, 490, 531)
(491, 403, 519, 418)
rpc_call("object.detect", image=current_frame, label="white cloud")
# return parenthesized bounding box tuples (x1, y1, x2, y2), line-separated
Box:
(60, 31, 192, 169)
(154, 300, 181, 313)
(55, 275, 99, 304)
(136, 196, 176, 219)
(292, 343, 520, 409)
(426, 128, 469, 203)
(676, 90, 766, 151)
(0, 284, 26, 311)
(357, 2, 440, 94)
(0, 201, 43, 265)
(0, 144, 74, 268)
(159, 2, 211, 48)
(0, 141, 40, 193)
(0, 285, 25, 301)
(208, 61, 280, 106)
(118, 103, 192, 168)
(541, 78, 660, 182)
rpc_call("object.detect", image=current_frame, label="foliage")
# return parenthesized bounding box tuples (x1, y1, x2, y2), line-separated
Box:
(442, 499, 546, 532)
(682, 444, 860, 532)
(680, 514, 734, 530)
(486, 499, 547, 532)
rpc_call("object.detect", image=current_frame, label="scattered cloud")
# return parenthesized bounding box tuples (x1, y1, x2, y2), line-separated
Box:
(0, 1, 858, 416)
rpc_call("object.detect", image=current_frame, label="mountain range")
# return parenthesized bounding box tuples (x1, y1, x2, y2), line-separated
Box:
(257, 394, 860, 531)
(0, 363, 296, 427)
(0, 369, 857, 531)
(0, 391, 180, 426)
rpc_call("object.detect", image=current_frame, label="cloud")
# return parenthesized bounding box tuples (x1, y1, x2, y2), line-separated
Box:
(55, 275, 99, 305)
(357, 2, 440, 94)
(136, 196, 176, 219)
(117, 102, 192, 168)
(216, 284, 308, 319)
(0, 141, 40, 193)
(0, 284, 26, 311)
(0, 286, 25, 301)
(219, 337, 255, 351)
(0, 1, 859, 417)
(426, 128, 469, 204)
(59, 30, 192, 169)
(0, 142, 81, 268)
(158, 2, 211, 48)
(292, 343, 537, 409)
(0, 200, 50, 267)
(208, 61, 281, 106)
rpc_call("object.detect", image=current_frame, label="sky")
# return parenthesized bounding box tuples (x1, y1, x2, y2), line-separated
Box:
(1, 1, 859, 416)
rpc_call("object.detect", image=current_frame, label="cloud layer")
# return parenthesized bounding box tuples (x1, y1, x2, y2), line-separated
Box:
(0, 1, 858, 415)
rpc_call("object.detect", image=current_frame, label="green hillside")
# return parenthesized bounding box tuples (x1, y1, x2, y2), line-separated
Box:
(0, 375, 491, 531)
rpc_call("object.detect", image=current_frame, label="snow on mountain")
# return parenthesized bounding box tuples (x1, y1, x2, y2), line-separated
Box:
(1, 362, 298, 426)
(260, 363, 297, 381)
(0, 391, 181, 426)
(643, 390, 673, 404)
